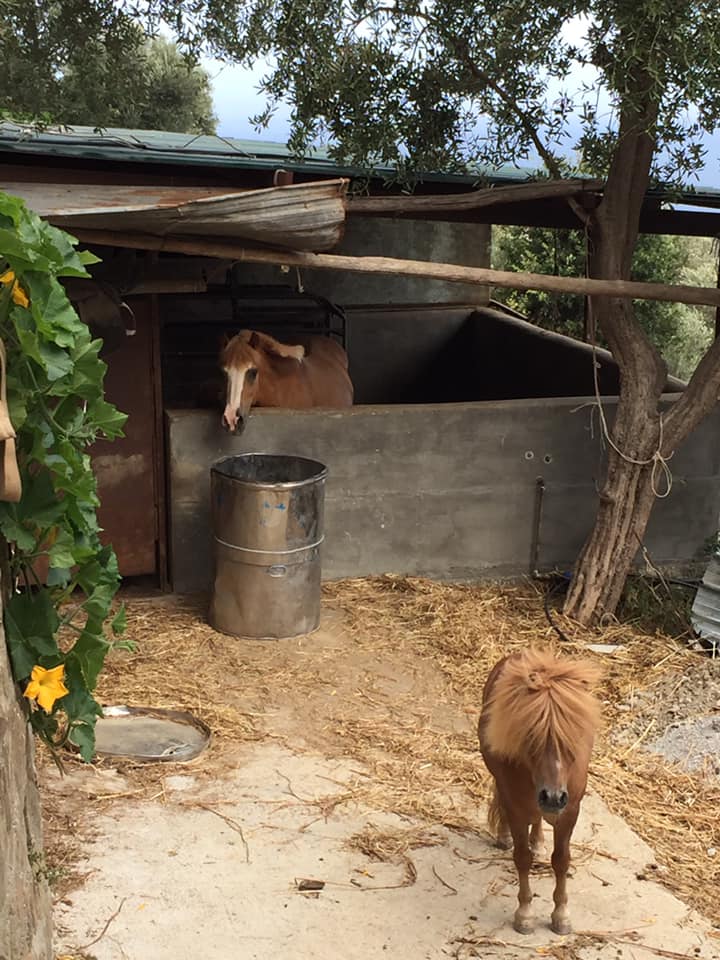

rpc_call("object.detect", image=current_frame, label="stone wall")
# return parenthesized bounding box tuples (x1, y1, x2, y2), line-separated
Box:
(0, 590, 53, 960)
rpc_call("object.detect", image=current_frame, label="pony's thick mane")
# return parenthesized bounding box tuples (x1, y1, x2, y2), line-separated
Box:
(483, 649, 602, 762)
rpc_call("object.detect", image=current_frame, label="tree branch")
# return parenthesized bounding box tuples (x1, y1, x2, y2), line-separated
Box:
(449, 37, 565, 181)
(663, 333, 720, 449)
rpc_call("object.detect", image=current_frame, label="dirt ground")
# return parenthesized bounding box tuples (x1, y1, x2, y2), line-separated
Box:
(43, 582, 720, 960)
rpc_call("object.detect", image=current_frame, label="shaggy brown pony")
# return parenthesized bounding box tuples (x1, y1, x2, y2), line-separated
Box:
(478, 649, 601, 935)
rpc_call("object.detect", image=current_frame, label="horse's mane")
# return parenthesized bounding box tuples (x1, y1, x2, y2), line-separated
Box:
(483, 649, 602, 762)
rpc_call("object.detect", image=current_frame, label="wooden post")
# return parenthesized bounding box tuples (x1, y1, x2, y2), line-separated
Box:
(70, 229, 720, 309)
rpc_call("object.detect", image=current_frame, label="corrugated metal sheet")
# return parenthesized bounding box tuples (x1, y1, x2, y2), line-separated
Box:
(691, 554, 720, 652)
(0, 122, 505, 184)
(2, 122, 720, 199)
(1, 179, 349, 252)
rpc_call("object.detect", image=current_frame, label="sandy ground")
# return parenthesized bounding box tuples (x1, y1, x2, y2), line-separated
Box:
(46, 603, 720, 960)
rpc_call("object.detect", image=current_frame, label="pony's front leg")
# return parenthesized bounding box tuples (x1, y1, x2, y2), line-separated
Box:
(550, 812, 576, 935)
(509, 822, 534, 934)
(529, 817, 544, 855)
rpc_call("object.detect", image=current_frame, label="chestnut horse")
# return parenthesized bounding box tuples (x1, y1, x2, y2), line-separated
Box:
(478, 650, 601, 936)
(220, 329, 353, 433)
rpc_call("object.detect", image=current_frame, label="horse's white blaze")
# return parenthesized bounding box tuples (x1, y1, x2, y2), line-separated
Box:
(223, 366, 246, 430)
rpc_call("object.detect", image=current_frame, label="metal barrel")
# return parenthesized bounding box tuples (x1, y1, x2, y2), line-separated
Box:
(208, 453, 328, 639)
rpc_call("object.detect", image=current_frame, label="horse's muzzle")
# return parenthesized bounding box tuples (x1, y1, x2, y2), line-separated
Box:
(221, 410, 246, 434)
(537, 788, 569, 813)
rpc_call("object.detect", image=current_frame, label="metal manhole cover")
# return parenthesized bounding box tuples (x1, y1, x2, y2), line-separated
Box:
(95, 706, 211, 762)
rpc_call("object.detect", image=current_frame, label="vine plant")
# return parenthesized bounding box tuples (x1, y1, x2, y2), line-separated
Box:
(0, 191, 128, 761)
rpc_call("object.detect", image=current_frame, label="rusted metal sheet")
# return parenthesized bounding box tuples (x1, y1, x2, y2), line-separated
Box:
(691, 554, 720, 653)
(91, 297, 158, 577)
(1, 179, 349, 252)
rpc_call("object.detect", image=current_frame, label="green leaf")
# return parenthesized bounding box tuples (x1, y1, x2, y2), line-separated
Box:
(38, 341, 73, 381)
(46, 566, 72, 587)
(69, 618, 109, 690)
(4, 590, 61, 661)
(62, 657, 104, 724)
(68, 338, 107, 400)
(27, 273, 85, 346)
(0, 508, 38, 551)
(15, 470, 66, 527)
(48, 528, 77, 569)
(77, 250, 101, 268)
(6, 630, 36, 680)
(68, 722, 96, 762)
(111, 604, 127, 636)
(85, 398, 127, 438)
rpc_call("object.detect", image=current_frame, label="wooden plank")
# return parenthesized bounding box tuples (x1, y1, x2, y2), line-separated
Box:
(70, 229, 720, 308)
(90, 297, 158, 576)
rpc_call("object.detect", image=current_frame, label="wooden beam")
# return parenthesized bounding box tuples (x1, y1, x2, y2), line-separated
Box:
(353, 198, 720, 237)
(347, 178, 604, 215)
(127, 279, 207, 294)
(70, 228, 720, 308)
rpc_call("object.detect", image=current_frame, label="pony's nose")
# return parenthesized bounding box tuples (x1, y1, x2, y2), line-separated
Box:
(538, 788, 568, 812)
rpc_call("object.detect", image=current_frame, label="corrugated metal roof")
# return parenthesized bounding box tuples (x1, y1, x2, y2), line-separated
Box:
(2, 122, 719, 207)
(0, 122, 547, 186)
(1, 178, 349, 251)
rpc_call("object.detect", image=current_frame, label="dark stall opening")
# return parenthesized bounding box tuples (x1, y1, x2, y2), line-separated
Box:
(160, 286, 685, 413)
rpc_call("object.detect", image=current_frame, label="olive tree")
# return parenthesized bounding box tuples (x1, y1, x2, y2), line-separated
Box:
(188, 0, 720, 624)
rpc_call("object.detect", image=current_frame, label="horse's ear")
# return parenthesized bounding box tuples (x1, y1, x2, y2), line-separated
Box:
(250, 330, 305, 361)
(219, 331, 232, 348)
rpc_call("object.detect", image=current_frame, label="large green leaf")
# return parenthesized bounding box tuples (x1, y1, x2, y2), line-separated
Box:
(86, 398, 128, 438)
(48, 528, 78, 569)
(38, 340, 74, 381)
(28, 273, 86, 346)
(5, 590, 61, 661)
(14, 470, 67, 527)
(0, 508, 38, 551)
(68, 722, 96, 762)
(111, 604, 127, 636)
(69, 616, 109, 690)
(62, 657, 104, 725)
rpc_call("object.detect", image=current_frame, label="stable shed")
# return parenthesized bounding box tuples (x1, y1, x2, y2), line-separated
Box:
(2, 122, 719, 592)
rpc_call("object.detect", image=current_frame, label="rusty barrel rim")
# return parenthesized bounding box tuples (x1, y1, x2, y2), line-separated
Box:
(211, 452, 328, 490)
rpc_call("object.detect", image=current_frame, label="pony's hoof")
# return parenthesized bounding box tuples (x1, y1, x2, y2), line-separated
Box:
(513, 915, 535, 935)
(495, 836, 512, 851)
(551, 916, 572, 936)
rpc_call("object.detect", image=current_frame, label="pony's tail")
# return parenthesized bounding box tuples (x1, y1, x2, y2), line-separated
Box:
(488, 784, 507, 840)
(487, 784, 512, 849)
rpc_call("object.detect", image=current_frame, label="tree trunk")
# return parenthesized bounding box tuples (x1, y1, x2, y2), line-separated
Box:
(0, 580, 53, 960)
(562, 393, 662, 622)
(563, 77, 671, 625)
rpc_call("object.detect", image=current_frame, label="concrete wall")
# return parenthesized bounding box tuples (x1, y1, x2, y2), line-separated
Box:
(229, 216, 492, 305)
(167, 398, 720, 594)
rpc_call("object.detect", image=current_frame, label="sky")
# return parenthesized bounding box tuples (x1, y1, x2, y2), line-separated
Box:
(200, 52, 720, 190)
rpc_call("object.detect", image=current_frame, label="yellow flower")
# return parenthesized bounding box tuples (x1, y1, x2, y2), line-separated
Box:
(0, 269, 29, 308)
(23, 664, 69, 713)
